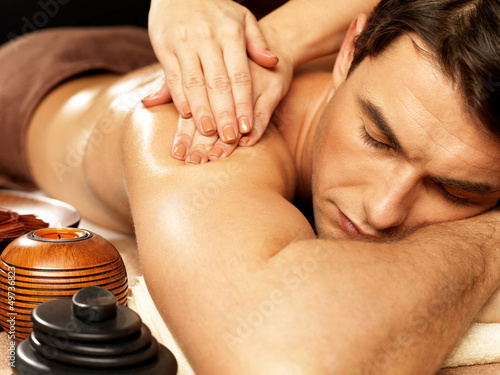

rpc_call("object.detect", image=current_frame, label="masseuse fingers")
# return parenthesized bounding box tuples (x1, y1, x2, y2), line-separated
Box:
(141, 81, 172, 108)
(173, 40, 222, 139)
(142, 53, 193, 118)
(185, 129, 219, 165)
(195, 40, 240, 143)
(172, 116, 196, 161)
(164, 53, 194, 118)
(207, 138, 240, 161)
(244, 11, 279, 69)
(220, 26, 255, 138)
(240, 91, 280, 147)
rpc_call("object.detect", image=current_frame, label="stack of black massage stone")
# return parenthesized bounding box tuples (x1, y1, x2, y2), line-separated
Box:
(14, 286, 178, 374)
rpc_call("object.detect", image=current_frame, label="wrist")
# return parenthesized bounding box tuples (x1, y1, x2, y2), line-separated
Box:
(257, 0, 349, 69)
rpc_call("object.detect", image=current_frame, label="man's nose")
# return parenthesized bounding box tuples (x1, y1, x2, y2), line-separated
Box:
(363, 165, 419, 231)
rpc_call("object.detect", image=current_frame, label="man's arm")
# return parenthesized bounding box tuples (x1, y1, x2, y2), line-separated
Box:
(119, 104, 500, 375)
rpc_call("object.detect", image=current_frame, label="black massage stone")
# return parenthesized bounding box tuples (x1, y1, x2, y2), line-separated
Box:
(29, 329, 159, 367)
(31, 297, 141, 341)
(33, 323, 152, 356)
(72, 285, 118, 322)
(13, 286, 178, 375)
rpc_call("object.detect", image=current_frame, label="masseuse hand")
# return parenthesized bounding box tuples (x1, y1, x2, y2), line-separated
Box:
(171, 56, 293, 162)
(143, 0, 279, 145)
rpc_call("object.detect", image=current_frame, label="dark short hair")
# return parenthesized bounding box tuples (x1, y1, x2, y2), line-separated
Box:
(349, 0, 500, 136)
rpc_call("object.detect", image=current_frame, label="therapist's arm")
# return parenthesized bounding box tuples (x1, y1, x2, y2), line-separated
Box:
(119, 105, 500, 375)
(260, 0, 380, 69)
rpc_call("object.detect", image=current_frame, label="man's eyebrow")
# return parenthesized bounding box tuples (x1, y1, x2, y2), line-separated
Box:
(357, 95, 407, 156)
(431, 177, 499, 195)
(356, 95, 500, 196)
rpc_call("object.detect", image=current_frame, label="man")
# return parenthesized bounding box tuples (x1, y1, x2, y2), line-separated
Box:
(12, 0, 500, 373)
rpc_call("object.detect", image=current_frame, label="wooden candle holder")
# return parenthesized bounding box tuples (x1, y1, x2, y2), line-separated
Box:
(0, 228, 128, 342)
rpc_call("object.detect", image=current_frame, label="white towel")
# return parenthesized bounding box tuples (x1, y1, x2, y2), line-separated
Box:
(128, 276, 500, 372)
(443, 323, 500, 368)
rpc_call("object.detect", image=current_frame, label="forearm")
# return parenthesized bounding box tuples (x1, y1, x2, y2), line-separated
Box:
(259, 0, 380, 68)
(269, 217, 500, 374)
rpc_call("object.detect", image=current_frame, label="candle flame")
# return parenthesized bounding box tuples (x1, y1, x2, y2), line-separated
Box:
(56, 222, 62, 230)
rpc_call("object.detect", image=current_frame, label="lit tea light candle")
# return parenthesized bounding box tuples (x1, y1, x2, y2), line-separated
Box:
(27, 227, 92, 242)
(0, 225, 128, 343)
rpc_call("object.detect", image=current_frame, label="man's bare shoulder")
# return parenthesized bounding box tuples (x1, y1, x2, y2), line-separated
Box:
(124, 103, 298, 202)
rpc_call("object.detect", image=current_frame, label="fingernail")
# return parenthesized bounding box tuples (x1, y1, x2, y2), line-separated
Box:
(239, 136, 249, 146)
(201, 118, 216, 133)
(209, 146, 224, 159)
(142, 92, 156, 101)
(186, 153, 202, 164)
(141, 92, 160, 104)
(173, 144, 187, 158)
(265, 49, 279, 62)
(222, 126, 237, 143)
(239, 117, 251, 134)
(182, 104, 192, 117)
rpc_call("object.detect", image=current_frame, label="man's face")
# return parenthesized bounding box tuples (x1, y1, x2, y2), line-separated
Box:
(312, 35, 500, 240)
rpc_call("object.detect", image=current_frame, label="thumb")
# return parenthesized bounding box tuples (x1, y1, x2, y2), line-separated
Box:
(141, 81, 172, 108)
(244, 12, 279, 68)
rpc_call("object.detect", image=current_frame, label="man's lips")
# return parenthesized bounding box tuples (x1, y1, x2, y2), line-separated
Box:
(338, 209, 360, 236)
(336, 207, 379, 239)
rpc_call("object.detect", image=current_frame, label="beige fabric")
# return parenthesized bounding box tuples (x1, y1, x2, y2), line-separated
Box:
(444, 323, 500, 368)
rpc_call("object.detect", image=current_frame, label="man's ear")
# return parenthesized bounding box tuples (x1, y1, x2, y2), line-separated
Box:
(332, 14, 368, 89)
